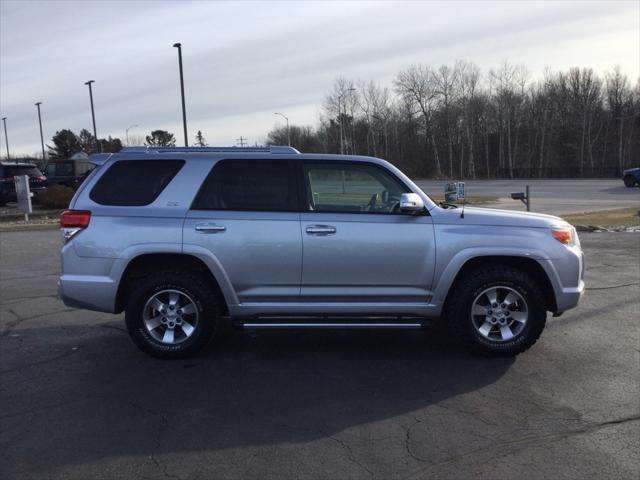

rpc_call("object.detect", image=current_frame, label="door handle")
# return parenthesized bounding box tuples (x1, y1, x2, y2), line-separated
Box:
(195, 223, 226, 233)
(306, 225, 336, 236)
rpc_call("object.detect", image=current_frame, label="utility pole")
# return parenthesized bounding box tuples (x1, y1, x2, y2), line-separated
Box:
(173, 42, 188, 147)
(1, 117, 9, 161)
(274, 112, 290, 146)
(84, 80, 100, 152)
(35, 102, 46, 162)
(236, 136, 247, 147)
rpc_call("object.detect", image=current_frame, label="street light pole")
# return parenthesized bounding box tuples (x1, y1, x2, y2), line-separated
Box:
(35, 102, 46, 162)
(125, 124, 139, 145)
(84, 80, 100, 152)
(274, 112, 290, 146)
(1, 117, 9, 161)
(173, 42, 188, 147)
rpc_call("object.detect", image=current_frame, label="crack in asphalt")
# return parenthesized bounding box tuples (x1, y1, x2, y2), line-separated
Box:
(128, 402, 182, 480)
(0, 294, 60, 305)
(401, 413, 640, 479)
(586, 283, 639, 291)
(0, 307, 77, 337)
(404, 415, 428, 464)
(327, 434, 375, 478)
(0, 347, 79, 375)
(101, 323, 127, 334)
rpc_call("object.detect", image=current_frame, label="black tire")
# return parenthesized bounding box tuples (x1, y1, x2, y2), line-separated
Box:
(125, 272, 219, 359)
(445, 265, 547, 356)
(623, 175, 637, 188)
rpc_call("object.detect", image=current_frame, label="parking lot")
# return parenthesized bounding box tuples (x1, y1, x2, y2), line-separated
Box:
(1, 229, 639, 479)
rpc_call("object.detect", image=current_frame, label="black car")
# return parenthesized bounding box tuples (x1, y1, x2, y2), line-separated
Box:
(43, 159, 93, 190)
(0, 162, 48, 205)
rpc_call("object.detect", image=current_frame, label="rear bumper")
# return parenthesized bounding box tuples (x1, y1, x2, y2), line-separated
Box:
(58, 275, 117, 313)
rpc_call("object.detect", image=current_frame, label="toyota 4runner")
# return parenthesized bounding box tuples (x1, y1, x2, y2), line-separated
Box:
(58, 146, 585, 358)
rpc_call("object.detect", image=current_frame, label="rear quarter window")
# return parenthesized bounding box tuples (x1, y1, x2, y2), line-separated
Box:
(89, 160, 184, 206)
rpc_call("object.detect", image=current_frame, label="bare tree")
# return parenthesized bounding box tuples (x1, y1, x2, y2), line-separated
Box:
(394, 65, 442, 176)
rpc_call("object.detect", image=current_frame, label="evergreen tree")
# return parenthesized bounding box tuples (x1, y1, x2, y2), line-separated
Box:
(195, 130, 207, 146)
(145, 130, 176, 147)
(47, 129, 82, 160)
(78, 129, 98, 154)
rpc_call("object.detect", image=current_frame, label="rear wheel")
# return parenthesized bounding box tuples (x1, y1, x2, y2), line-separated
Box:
(445, 265, 547, 356)
(623, 175, 637, 187)
(125, 272, 218, 359)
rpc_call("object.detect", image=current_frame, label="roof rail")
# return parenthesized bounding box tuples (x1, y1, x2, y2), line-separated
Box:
(119, 146, 300, 154)
(88, 153, 113, 166)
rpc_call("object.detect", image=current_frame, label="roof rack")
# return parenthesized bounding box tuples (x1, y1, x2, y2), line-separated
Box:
(120, 146, 300, 154)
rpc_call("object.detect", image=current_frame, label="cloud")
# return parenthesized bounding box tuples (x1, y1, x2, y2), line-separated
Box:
(1, 0, 638, 155)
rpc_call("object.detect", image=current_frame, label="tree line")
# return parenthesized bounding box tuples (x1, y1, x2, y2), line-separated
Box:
(267, 63, 638, 178)
(39, 128, 208, 164)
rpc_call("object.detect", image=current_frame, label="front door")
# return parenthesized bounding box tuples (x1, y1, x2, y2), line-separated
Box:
(299, 161, 435, 303)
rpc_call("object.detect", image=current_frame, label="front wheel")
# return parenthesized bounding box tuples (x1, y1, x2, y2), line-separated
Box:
(445, 265, 547, 356)
(125, 272, 219, 359)
(623, 175, 637, 188)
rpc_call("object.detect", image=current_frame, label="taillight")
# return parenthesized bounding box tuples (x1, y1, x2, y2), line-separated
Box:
(60, 210, 91, 242)
(35, 175, 47, 181)
(551, 225, 574, 246)
(0, 176, 13, 183)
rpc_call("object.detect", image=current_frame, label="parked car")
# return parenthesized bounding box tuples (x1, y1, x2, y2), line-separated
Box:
(59, 146, 585, 359)
(622, 167, 640, 187)
(0, 162, 47, 205)
(44, 158, 94, 190)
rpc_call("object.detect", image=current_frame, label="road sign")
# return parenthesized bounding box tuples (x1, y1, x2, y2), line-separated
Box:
(457, 182, 465, 200)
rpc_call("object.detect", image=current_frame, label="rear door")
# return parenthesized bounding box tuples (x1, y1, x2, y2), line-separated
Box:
(299, 160, 436, 303)
(183, 159, 302, 303)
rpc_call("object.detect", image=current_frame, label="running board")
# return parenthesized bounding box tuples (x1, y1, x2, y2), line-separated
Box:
(241, 322, 423, 330)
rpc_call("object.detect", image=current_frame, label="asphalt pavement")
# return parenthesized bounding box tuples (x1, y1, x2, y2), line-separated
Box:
(415, 178, 639, 214)
(1, 230, 639, 480)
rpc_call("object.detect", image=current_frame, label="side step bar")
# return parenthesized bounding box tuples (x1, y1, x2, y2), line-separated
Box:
(241, 322, 423, 330)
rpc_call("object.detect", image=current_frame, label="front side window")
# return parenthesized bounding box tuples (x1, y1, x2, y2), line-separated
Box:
(90, 160, 184, 206)
(192, 159, 294, 211)
(303, 162, 409, 214)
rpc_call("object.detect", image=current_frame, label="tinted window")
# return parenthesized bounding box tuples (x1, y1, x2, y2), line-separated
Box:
(4, 165, 42, 177)
(192, 159, 293, 211)
(56, 163, 74, 176)
(303, 162, 409, 214)
(90, 160, 184, 206)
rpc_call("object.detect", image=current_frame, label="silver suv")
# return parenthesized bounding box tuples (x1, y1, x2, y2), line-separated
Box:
(59, 146, 585, 358)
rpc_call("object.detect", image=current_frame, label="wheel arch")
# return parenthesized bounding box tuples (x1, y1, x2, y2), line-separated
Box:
(440, 255, 558, 315)
(115, 253, 230, 315)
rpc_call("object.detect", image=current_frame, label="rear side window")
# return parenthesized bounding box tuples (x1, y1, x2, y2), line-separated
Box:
(90, 160, 184, 206)
(192, 159, 294, 211)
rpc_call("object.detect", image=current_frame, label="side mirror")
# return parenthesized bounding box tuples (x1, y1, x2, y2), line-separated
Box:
(400, 193, 425, 213)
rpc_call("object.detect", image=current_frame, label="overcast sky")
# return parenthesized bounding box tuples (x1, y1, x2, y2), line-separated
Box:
(1, 0, 638, 157)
